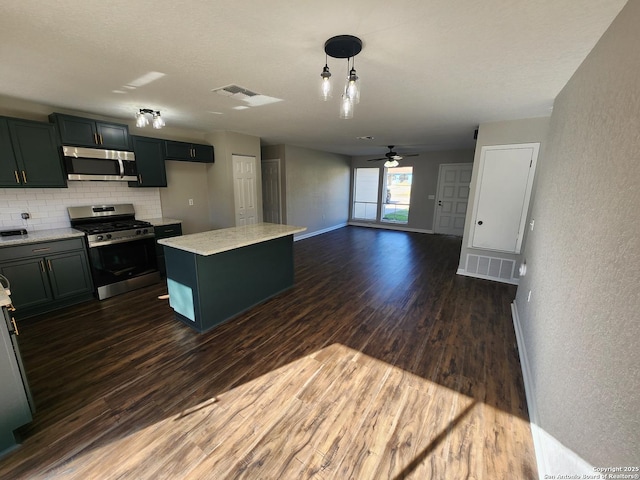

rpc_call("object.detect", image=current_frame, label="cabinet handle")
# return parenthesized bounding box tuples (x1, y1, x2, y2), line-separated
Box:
(11, 317, 19, 336)
(164, 229, 174, 233)
(99, 134, 104, 145)
(94, 133, 99, 144)
(21, 171, 27, 183)
(139, 174, 143, 184)
(191, 148, 195, 158)
(47, 259, 52, 271)
(39, 260, 45, 273)
(32, 247, 51, 253)
(14, 170, 20, 184)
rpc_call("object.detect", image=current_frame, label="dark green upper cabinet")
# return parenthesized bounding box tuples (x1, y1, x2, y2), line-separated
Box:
(0, 119, 18, 186)
(128, 136, 167, 188)
(164, 140, 214, 163)
(0, 117, 66, 188)
(49, 113, 131, 151)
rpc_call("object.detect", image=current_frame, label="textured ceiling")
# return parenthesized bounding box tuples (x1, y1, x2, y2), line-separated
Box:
(0, 0, 627, 156)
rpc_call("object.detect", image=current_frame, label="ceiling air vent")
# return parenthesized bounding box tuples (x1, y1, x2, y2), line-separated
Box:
(213, 84, 258, 99)
(211, 84, 283, 108)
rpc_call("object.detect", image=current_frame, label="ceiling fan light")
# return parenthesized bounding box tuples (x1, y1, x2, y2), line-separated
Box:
(320, 65, 332, 100)
(384, 159, 399, 168)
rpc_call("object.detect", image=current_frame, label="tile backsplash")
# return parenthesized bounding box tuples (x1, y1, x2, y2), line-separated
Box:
(0, 182, 162, 231)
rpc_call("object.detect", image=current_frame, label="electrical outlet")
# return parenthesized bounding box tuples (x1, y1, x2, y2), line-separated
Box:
(188, 199, 194, 206)
(21, 212, 30, 220)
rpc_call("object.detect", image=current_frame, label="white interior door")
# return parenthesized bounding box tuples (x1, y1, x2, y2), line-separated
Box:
(470, 144, 539, 253)
(434, 163, 473, 236)
(233, 155, 258, 226)
(261, 159, 281, 224)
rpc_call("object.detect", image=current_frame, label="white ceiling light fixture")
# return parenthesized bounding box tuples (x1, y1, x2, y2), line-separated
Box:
(320, 35, 363, 119)
(136, 108, 165, 129)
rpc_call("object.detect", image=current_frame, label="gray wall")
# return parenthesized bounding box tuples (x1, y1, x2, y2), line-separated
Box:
(159, 161, 210, 234)
(515, 0, 639, 465)
(282, 145, 350, 235)
(458, 117, 550, 281)
(351, 149, 474, 232)
(205, 131, 262, 229)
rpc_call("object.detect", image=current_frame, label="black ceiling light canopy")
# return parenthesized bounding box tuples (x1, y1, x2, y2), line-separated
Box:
(324, 35, 363, 59)
(320, 35, 363, 119)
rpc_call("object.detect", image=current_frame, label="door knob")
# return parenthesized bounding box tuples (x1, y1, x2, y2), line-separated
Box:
(477, 220, 483, 225)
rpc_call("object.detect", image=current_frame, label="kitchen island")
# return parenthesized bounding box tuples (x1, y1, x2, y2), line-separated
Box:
(158, 223, 306, 332)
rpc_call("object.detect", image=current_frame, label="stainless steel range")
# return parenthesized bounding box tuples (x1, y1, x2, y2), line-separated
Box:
(68, 204, 160, 300)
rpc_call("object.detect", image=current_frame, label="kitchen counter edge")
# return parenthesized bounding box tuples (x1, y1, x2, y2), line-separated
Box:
(157, 223, 306, 256)
(0, 228, 85, 248)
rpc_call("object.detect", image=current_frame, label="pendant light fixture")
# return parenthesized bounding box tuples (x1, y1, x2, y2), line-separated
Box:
(320, 35, 363, 119)
(135, 108, 165, 129)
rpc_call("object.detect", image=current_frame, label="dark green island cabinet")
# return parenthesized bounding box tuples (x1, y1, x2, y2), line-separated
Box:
(158, 223, 305, 333)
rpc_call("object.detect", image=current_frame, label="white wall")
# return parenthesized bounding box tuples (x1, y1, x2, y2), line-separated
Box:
(514, 0, 639, 471)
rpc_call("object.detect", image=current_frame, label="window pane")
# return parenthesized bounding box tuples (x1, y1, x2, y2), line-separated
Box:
(353, 168, 380, 220)
(381, 166, 412, 224)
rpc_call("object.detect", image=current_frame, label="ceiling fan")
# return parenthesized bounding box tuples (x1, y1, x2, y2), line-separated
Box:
(367, 145, 419, 165)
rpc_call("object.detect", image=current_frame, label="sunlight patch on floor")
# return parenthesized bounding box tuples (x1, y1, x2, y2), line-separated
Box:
(42, 343, 534, 479)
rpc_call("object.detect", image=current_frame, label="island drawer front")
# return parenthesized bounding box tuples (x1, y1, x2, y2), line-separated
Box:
(154, 224, 182, 239)
(0, 238, 86, 262)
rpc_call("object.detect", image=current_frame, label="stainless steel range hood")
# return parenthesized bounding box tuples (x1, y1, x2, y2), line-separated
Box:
(62, 146, 138, 181)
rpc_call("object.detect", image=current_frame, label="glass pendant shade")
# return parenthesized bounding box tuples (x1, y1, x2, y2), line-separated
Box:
(152, 113, 165, 129)
(320, 65, 332, 100)
(135, 111, 149, 128)
(345, 67, 360, 104)
(339, 94, 354, 119)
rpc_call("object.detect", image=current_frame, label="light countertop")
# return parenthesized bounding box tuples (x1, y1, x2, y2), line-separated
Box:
(144, 218, 183, 227)
(0, 228, 85, 248)
(0, 288, 10, 307)
(157, 223, 306, 256)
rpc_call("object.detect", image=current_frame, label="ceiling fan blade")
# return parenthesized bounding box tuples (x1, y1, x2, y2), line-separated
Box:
(402, 153, 420, 158)
(367, 157, 386, 161)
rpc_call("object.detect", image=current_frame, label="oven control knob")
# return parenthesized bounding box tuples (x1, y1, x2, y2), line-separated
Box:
(96, 235, 104, 241)
(136, 229, 141, 235)
(106, 234, 112, 239)
(143, 229, 148, 234)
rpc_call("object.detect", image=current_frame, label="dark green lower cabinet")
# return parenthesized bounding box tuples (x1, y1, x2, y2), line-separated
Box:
(0, 238, 94, 319)
(0, 257, 53, 311)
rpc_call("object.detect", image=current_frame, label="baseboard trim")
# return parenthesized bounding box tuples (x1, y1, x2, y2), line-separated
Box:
(347, 222, 434, 234)
(294, 223, 347, 241)
(511, 300, 594, 479)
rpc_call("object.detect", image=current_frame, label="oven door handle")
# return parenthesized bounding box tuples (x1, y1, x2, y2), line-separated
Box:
(88, 233, 155, 248)
(117, 158, 125, 178)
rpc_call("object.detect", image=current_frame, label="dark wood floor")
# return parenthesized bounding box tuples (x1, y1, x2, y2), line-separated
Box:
(0, 226, 537, 479)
